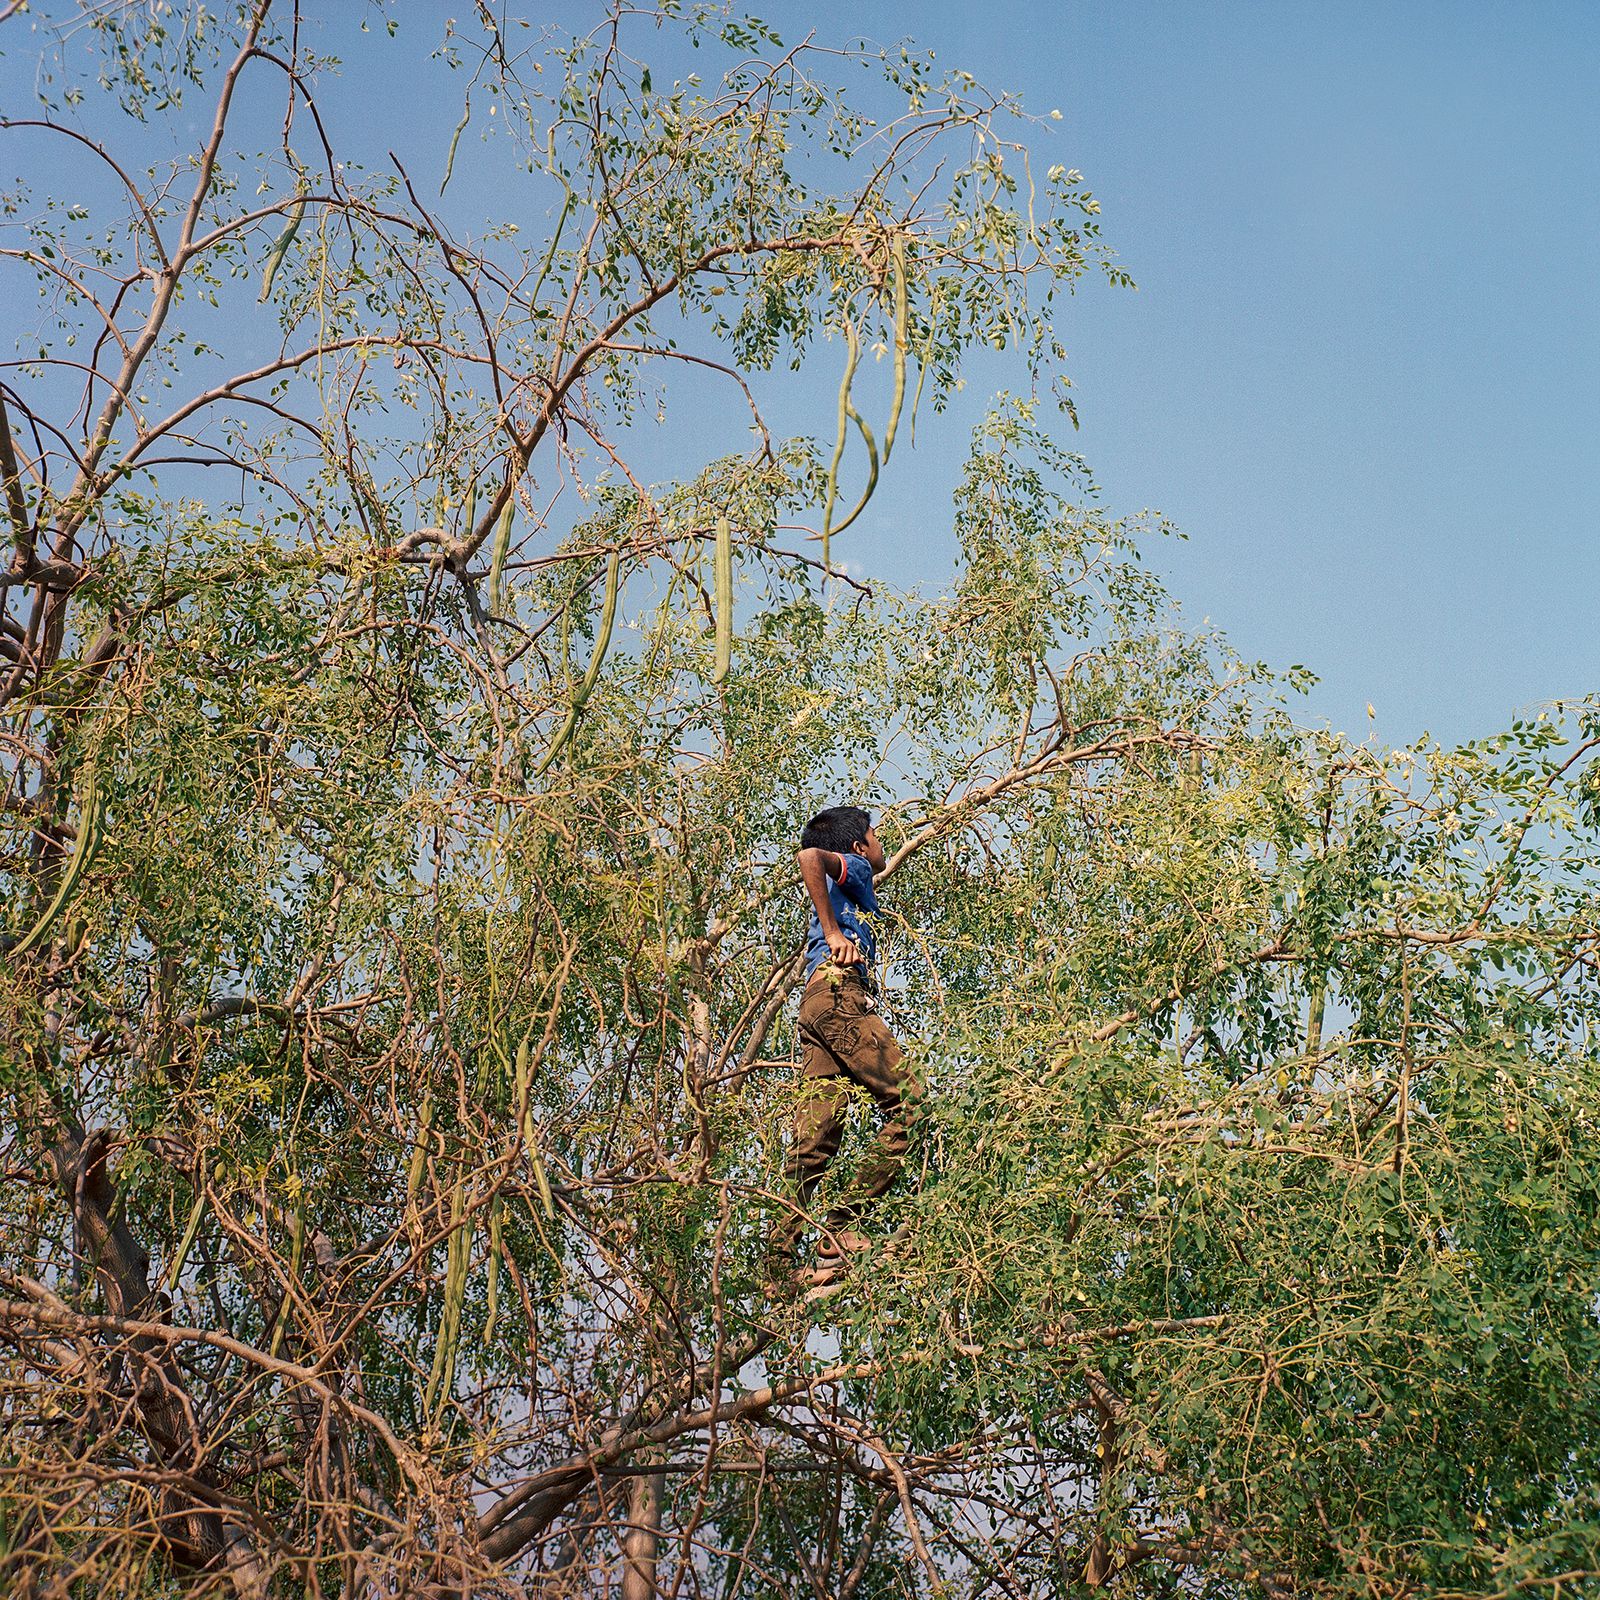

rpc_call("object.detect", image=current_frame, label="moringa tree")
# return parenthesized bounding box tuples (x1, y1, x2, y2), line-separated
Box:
(3, 5, 1599, 1598)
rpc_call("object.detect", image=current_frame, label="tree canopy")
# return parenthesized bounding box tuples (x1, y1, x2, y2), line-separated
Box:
(2, 5, 1599, 1598)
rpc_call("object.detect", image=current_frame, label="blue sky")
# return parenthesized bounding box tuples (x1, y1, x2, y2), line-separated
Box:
(864, 0, 1600, 748)
(351, 0, 1600, 747)
(493, 0, 1600, 748)
(8, 1, 1596, 749)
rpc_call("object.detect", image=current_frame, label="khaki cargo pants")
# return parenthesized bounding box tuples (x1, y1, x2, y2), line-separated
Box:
(773, 964, 921, 1259)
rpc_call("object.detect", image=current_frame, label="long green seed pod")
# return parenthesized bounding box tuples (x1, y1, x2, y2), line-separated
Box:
(489, 495, 515, 612)
(426, 1183, 469, 1420)
(423, 1281, 447, 1411)
(440, 96, 471, 196)
(483, 1195, 503, 1346)
(821, 317, 861, 568)
(909, 351, 931, 448)
(445, 1210, 470, 1385)
(268, 1204, 305, 1362)
(712, 514, 733, 685)
(406, 1097, 434, 1208)
(825, 402, 880, 540)
(883, 233, 908, 464)
(535, 708, 580, 782)
(572, 545, 621, 709)
(533, 546, 622, 777)
(530, 189, 574, 306)
(1305, 972, 1327, 1058)
(910, 279, 940, 448)
(515, 1032, 557, 1219)
(258, 195, 307, 303)
(13, 764, 103, 958)
(164, 1189, 208, 1294)
(529, 1146, 555, 1221)
(514, 1037, 533, 1138)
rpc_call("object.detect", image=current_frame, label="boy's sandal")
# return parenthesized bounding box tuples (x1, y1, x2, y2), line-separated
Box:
(815, 1227, 872, 1266)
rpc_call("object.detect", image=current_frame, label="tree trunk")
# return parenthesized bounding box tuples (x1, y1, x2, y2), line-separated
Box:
(621, 1466, 663, 1600)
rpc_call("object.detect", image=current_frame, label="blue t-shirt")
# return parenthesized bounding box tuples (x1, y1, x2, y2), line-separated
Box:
(803, 852, 879, 979)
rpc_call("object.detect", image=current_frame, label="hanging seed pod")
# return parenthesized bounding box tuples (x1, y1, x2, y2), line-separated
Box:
(1305, 973, 1327, 1058)
(514, 1037, 534, 1145)
(489, 495, 515, 612)
(910, 279, 940, 448)
(483, 1195, 503, 1346)
(407, 1097, 434, 1208)
(440, 96, 471, 196)
(883, 232, 908, 464)
(423, 1287, 447, 1412)
(516, 1033, 556, 1219)
(258, 195, 307, 303)
(535, 714, 581, 788)
(268, 1204, 306, 1361)
(449, 1206, 470, 1320)
(534, 545, 622, 777)
(445, 1216, 470, 1374)
(572, 545, 621, 710)
(426, 1183, 470, 1420)
(528, 1137, 556, 1221)
(530, 189, 574, 304)
(826, 402, 879, 539)
(13, 764, 103, 958)
(164, 1189, 208, 1294)
(821, 317, 862, 568)
(712, 514, 733, 685)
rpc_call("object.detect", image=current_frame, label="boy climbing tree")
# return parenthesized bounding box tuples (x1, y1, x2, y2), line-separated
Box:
(770, 806, 922, 1285)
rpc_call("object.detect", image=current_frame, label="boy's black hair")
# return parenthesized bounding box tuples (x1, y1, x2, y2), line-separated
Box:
(800, 805, 873, 855)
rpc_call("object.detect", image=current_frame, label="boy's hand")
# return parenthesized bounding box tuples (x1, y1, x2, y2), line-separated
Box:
(826, 928, 864, 965)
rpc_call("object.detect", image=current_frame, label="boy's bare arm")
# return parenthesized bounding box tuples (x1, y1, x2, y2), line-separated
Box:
(797, 847, 863, 965)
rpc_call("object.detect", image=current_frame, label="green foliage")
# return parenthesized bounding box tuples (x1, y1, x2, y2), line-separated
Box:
(2, 6, 1597, 1599)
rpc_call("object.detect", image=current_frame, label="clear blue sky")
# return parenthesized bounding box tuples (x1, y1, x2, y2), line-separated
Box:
(375, 0, 1600, 746)
(852, 0, 1600, 748)
(9, 1, 1597, 749)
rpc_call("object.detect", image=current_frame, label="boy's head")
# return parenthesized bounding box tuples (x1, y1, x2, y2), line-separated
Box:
(801, 805, 885, 872)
